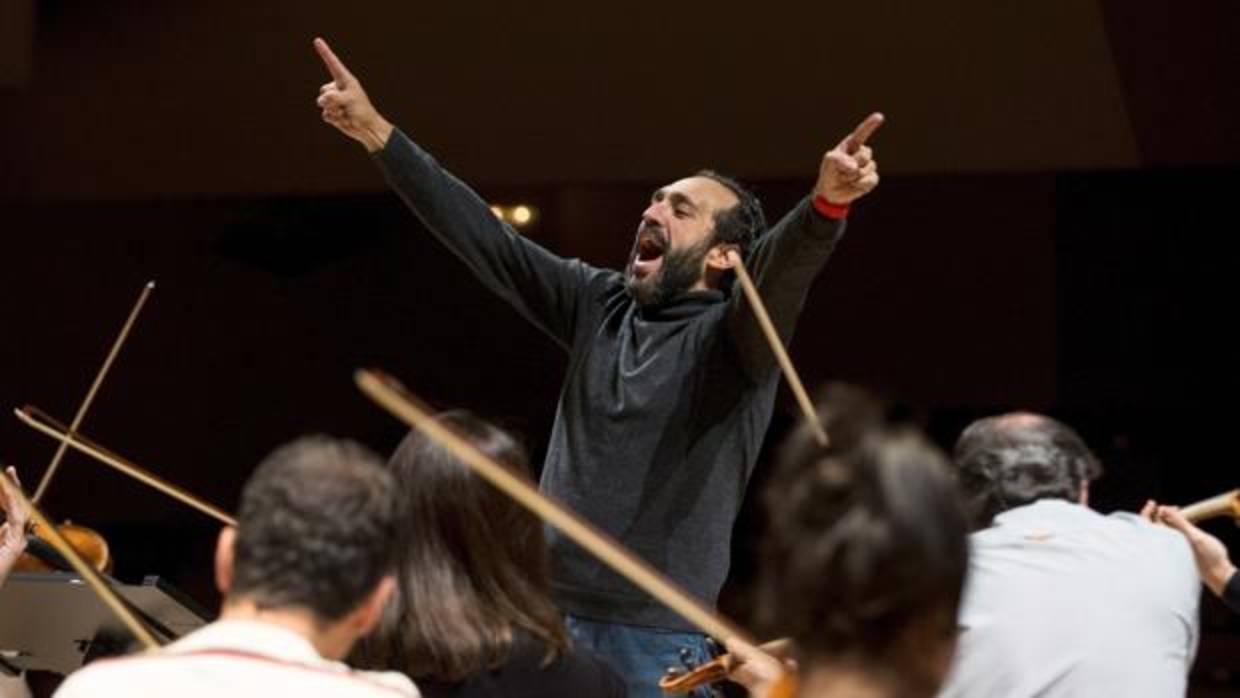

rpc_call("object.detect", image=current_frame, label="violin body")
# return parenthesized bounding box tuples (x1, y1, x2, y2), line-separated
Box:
(659, 638, 794, 695)
(15, 520, 112, 574)
(769, 673, 799, 698)
(661, 658, 799, 698)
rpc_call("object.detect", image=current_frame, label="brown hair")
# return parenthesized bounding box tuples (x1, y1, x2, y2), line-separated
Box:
(350, 411, 569, 681)
(231, 436, 397, 623)
(757, 385, 968, 695)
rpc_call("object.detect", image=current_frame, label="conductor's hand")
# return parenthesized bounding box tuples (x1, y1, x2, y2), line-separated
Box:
(815, 112, 884, 206)
(313, 37, 394, 153)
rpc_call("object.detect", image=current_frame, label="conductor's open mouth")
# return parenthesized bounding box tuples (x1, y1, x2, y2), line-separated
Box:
(636, 228, 667, 262)
(630, 227, 668, 280)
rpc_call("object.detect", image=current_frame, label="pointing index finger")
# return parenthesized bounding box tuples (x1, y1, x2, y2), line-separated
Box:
(313, 37, 353, 88)
(844, 112, 885, 154)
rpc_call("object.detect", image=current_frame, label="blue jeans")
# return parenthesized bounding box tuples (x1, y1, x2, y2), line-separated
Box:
(566, 615, 716, 698)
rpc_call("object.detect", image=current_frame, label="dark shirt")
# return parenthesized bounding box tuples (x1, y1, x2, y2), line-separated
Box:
(375, 130, 844, 629)
(414, 632, 626, 698)
(1223, 571, 1240, 613)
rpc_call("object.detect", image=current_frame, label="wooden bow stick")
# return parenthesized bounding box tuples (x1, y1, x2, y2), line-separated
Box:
(2, 470, 160, 649)
(15, 406, 236, 527)
(32, 282, 155, 504)
(1181, 489, 1240, 524)
(355, 368, 754, 645)
(730, 254, 829, 448)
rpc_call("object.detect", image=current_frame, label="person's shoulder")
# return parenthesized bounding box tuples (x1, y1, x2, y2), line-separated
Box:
(53, 652, 166, 697)
(590, 271, 632, 314)
(349, 668, 421, 697)
(1105, 511, 1198, 581)
(590, 267, 625, 295)
(55, 652, 419, 698)
(1107, 510, 1191, 547)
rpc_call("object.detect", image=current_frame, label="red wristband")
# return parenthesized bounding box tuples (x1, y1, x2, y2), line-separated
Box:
(813, 195, 850, 220)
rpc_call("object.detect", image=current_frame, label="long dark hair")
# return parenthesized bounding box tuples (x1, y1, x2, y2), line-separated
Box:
(350, 411, 569, 681)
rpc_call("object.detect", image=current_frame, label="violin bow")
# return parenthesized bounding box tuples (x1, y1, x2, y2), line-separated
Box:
(355, 368, 755, 645)
(15, 406, 236, 527)
(3, 470, 160, 649)
(1181, 489, 1240, 524)
(32, 282, 155, 504)
(730, 254, 829, 448)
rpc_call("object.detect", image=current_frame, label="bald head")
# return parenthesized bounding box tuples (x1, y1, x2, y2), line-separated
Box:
(991, 411, 1049, 430)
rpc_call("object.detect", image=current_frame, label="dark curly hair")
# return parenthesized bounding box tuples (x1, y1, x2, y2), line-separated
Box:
(229, 436, 398, 623)
(696, 169, 767, 263)
(952, 412, 1103, 529)
(757, 384, 968, 694)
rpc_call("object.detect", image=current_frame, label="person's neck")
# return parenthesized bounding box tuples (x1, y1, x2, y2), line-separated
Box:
(220, 599, 352, 660)
(799, 663, 894, 698)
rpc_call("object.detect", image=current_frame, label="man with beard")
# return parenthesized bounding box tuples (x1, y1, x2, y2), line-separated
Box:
(312, 37, 880, 697)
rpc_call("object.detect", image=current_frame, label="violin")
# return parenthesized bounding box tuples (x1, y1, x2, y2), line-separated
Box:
(16, 520, 112, 573)
(659, 638, 793, 695)
(768, 674, 799, 698)
(2, 470, 160, 649)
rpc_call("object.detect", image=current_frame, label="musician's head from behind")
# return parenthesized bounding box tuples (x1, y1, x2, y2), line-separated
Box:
(953, 412, 1103, 529)
(214, 436, 399, 660)
(757, 384, 969, 697)
(625, 170, 767, 307)
(350, 411, 568, 681)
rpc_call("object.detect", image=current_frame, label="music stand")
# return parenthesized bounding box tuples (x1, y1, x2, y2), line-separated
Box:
(0, 572, 209, 675)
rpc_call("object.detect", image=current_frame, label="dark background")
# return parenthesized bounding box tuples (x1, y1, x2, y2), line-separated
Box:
(2, 1, 1239, 694)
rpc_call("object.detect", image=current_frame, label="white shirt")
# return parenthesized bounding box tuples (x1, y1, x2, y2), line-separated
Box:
(53, 619, 418, 698)
(939, 499, 1200, 698)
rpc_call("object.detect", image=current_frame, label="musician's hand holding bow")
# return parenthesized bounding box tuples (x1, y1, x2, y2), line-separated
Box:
(0, 467, 29, 585)
(727, 638, 796, 698)
(1144, 500, 1236, 597)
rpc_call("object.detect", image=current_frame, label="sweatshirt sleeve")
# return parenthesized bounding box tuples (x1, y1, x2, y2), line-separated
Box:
(1222, 570, 1240, 614)
(373, 129, 604, 349)
(726, 197, 846, 381)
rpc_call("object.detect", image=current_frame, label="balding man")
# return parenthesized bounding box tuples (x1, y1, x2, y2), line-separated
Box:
(939, 413, 1199, 698)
